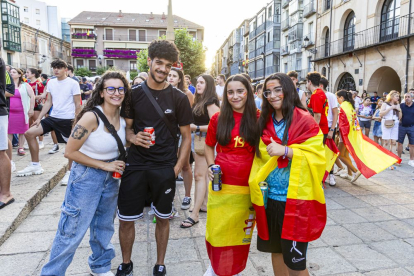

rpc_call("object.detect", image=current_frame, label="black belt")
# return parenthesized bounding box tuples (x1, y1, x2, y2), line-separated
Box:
(401, 124, 414, 128)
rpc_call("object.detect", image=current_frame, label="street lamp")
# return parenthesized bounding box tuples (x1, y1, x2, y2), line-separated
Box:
(303, 36, 309, 48)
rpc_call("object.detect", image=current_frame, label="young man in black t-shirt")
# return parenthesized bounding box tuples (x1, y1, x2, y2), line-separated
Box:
(116, 40, 193, 276)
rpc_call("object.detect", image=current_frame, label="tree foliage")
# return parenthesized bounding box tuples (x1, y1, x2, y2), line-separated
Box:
(136, 49, 149, 73)
(130, 70, 138, 80)
(74, 67, 92, 77)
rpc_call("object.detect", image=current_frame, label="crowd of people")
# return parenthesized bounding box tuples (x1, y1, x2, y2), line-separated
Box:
(0, 38, 412, 276)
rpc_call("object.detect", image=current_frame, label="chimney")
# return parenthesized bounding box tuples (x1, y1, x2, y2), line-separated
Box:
(161, 12, 167, 20)
(118, 10, 123, 17)
(150, 12, 154, 19)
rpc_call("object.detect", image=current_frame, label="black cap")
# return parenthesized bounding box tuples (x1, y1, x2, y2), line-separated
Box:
(82, 77, 87, 81)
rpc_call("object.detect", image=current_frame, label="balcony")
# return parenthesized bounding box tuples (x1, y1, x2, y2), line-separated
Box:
(266, 40, 280, 52)
(71, 48, 97, 58)
(300, 68, 312, 81)
(103, 49, 139, 59)
(256, 46, 265, 57)
(249, 30, 256, 40)
(282, 0, 291, 8)
(52, 49, 63, 59)
(103, 34, 159, 42)
(281, 45, 289, 55)
(72, 32, 97, 40)
(302, 32, 315, 48)
(266, 14, 281, 28)
(288, 24, 303, 42)
(313, 13, 414, 61)
(303, 0, 316, 18)
(256, 68, 264, 79)
(289, 41, 302, 54)
(256, 23, 265, 35)
(281, 18, 290, 31)
(23, 42, 36, 52)
(265, 65, 278, 76)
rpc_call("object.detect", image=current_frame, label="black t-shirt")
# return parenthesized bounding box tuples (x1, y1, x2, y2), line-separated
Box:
(0, 58, 8, 116)
(121, 81, 193, 170)
(193, 98, 220, 126)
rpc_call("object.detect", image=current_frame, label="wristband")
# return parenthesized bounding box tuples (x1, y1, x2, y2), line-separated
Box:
(208, 164, 215, 168)
(329, 128, 335, 132)
(282, 146, 288, 159)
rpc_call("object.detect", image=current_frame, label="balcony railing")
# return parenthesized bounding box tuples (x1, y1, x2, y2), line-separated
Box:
(313, 13, 414, 61)
(265, 65, 278, 76)
(281, 18, 290, 31)
(103, 35, 160, 42)
(249, 29, 256, 40)
(256, 46, 265, 57)
(289, 41, 302, 54)
(266, 40, 281, 52)
(72, 33, 97, 40)
(281, 44, 289, 55)
(266, 14, 281, 28)
(288, 24, 303, 42)
(282, 0, 291, 8)
(71, 48, 97, 58)
(23, 42, 36, 52)
(103, 49, 140, 59)
(256, 23, 265, 35)
(302, 32, 315, 48)
(303, 0, 316, 18)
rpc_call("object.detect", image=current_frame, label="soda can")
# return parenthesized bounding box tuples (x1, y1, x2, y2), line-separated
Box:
(211, 165, 222, 191)
(112, 171, 122, 180)
(144, 127, 155, 146)
(259, 182, 268, 209)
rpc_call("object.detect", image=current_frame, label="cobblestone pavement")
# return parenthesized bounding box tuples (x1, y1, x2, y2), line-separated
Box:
(1, 146, 414, 275)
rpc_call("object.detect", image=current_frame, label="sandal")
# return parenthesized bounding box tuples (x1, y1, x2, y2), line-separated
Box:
(17, 148, 26, 156)
(180, 217, 199, 228)
(189, 208, 207, 213)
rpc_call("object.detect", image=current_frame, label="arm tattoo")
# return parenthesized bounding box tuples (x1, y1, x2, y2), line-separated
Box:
(71, 124, 88, 140)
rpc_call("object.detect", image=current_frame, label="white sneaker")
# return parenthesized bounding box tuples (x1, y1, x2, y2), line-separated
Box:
(340, 172, 352, 180)
(38, 141, 45, 149)
(204, 264, 218, 276)
(329, 174, 336, 186)
(16, 164, 44, 176)
(11, 161, 16, 172)
(48, 144, 59, 154)
(61, 171, 71, 186)
(90, 270, 114, 276)
(334, 168, 345, 176)
(408, 160, 414, 167)
(351, 171, 362, 183)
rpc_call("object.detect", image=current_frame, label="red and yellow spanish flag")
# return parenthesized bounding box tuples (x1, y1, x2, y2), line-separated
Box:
(249, 108, 327, 242)
(339, 102, 401, 178)
(206, 154, 256, 276)
(323, 139, 340, 183)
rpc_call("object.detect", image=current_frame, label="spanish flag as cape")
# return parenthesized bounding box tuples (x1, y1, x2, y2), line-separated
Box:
(339, 102, 401, 178)
(323, 139, 340, 183)
(249, 107, 327, 242)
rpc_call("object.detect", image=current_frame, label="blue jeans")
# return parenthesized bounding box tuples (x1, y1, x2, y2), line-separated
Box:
(41, 161, 119, 275)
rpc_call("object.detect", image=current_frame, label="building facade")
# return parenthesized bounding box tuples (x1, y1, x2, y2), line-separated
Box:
(311, 0, 413, 95)
(1, 0, 22, 66)
(68, 11, 204, 74)
(15, 0, 48, 33)
(61, 18, 71, 42)
(47, 6, 62, 38)
(281, 0, 317, 83)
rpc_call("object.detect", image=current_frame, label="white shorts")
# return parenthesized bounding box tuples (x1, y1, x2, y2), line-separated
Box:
(381, 121, 399, 140)
(0, 115, 8, 150)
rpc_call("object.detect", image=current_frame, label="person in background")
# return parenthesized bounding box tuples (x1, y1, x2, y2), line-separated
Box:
(138, 71, 148, 80)
(132, 76, 145, 85)
(287, 70, 307, 108)
(380, 90, 401, 160)
(8, 68, 35, 157)
(371, 91, 380, 110)
(5, 64, 11, 72)
(67, 65, 79, 83)
(255, 83, 263, 110)
(357, 98, 373, 137)
(397, 93, 414, 167)
(215, 74, 226, 102)
(185, 74, 196, 94)
(80, 77, 91, 103)
(352, 91, 362, 110)
(26, 68, 46, 150)
(41, 74, 48, 86)
(180, 74, 220, 229)
(372, 99, 384, 146)
(0, 57, 14, 209)
(93, 77, 100, 90)
(361, 91, 368, 100)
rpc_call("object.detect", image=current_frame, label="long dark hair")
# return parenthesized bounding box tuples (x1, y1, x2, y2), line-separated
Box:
(74, 71, 130, 125)
(28, 68, 41, 79)
(216, 74, 259, 153)
(258, 73, 306, 145)
(336, 89, 355, 110)
(193, 74, 217, 115)
(170, 68, 188, 92)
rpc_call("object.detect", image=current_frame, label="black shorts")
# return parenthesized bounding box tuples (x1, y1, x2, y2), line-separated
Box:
(117, 167, 176, 221)
(40, 116, 73, 143)
(257, 199, 308, 271)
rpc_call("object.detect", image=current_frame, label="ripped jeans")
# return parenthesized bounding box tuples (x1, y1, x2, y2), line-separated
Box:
(41, 161, 119, 276)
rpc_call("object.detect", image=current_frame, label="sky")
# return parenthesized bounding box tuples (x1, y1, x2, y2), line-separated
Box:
(43, 0, 271, 69)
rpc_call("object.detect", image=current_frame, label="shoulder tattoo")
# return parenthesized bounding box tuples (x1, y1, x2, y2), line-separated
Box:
(71, 124, 88, 140)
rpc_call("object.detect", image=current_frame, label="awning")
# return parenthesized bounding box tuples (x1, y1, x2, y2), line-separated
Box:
(104, 42, 126, 49)
(71, 25, 94, 29)
(73, 41, 95, 48)
(126, 42, 148, 49)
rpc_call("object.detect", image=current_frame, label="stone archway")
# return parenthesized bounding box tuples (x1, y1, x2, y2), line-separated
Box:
(367, 66, 402, 96)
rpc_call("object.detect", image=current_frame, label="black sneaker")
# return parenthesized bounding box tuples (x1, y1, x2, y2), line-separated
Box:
(181, 196, 191, 210)
(153, 264, 166, 276)
(116, 261, 133, 276)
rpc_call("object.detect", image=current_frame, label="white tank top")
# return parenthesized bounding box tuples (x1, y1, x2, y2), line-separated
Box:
(382, 103, 398, 121)
(79, 106, 126, 160)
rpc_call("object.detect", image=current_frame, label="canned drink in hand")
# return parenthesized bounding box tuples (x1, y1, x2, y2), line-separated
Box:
(144, 127, 155, 146)
(112, 171, 122, 180)
(211, 165, 222, 191)
(259, 182, 268, 209)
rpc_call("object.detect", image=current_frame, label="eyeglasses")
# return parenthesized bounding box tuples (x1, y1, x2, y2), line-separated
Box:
(104, 87, 125, 95)
(263, 87, 283, 98)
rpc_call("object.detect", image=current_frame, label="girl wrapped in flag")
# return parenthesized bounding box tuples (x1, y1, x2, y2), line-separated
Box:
(204, 75, 260, 276)
(249, 73, 327, 275)
(335, 90, 401, 179)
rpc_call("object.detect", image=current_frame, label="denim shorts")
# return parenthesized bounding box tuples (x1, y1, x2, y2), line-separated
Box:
(373, 122, 382, 137)
(398, 124, 414, 145)
(359, 120, 371, 129)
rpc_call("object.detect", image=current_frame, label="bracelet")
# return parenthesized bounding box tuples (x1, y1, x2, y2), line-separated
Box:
(282, 146, 288, 159)
(208, 164, 215, 168)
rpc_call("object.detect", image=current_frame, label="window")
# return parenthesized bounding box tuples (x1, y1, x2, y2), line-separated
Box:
(89, 60, 96, 70)
(343, 11, 355, 51)
(129, 29, 136, 41)
(106, 60, 114, 67)
(268, 6, 273, 18)
(36, 20, 40, 25)
(325, 0, 331, 10)
(36, 9, 40, 14)
(24, 17, 29, 23)
(308, 57, 312, 72)
(24, 6, 28, 12)
(139, 30, 146, 41)
(76, 59, 84, 69)
(324, 29, 330, 57)
(338, 72, 356, 91)
(322, 67, 327, 77)
(380, 0, 400, 41)
(130, 60, 137, 71)
(105, 29, 113, 40)
(159, 30, 166, 37)
(189, 31, 197, 39)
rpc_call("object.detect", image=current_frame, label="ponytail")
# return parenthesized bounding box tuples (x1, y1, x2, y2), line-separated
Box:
(336, 89, 355, 109)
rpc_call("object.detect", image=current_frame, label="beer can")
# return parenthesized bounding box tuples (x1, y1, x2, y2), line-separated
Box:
(144, 127, 155, 146)
(259, 182, 268, 209)
(211, 165, 222, 191)
(112, 171, 122, 180)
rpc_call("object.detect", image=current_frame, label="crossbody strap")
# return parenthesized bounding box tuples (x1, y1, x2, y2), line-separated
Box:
(141, 82, 178, 141)
(92, 107, 126, 161)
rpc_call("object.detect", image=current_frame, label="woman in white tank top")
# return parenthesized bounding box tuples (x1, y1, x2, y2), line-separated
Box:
(380, 90, 402, 157)
(41, 71, 129, 276)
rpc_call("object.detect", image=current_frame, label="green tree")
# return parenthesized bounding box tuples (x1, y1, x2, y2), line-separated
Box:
(74, 67, 92, 77)
(136, 49, 149, 73)
(130, 70, 138, 80)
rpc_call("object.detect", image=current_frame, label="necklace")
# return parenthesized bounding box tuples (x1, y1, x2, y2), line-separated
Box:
(153, 82, 167, 100)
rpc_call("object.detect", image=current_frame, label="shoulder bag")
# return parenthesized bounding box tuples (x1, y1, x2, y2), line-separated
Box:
(92, 107, 126, 161)
(384, 103, 396, 129)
